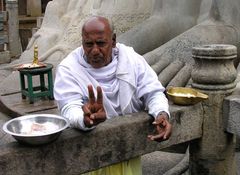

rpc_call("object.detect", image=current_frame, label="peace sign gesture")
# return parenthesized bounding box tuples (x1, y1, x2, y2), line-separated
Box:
(82, 85, 106, 127)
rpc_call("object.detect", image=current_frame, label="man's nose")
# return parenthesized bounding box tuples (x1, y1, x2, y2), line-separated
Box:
(91, 44, 100, 55)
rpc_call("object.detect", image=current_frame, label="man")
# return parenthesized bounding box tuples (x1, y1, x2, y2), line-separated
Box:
(54, 16, 172, 175)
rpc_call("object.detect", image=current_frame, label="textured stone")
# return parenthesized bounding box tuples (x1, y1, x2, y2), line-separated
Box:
(0, 105, 203, 175)
(192, 44, 237, 90)
(6, 0, 21, 58)
(189, 44, 237, 174)
(223, 95, 240, 137)
(0, 51, 10, 64)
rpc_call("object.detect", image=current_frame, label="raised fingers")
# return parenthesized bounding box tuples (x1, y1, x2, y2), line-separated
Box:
(88, 85, 95, 104)
(96, 86, 103, 104)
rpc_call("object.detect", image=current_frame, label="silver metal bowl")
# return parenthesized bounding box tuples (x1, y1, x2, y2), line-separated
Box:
(3, 114, 69, 145)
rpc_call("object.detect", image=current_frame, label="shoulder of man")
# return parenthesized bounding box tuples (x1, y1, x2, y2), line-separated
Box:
(60, 47, 83, 66)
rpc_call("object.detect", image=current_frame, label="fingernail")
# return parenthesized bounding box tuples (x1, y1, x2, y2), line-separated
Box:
(90, 120, 93, 125)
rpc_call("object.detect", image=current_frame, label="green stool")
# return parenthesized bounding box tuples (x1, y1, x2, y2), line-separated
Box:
(19, 63, 54, 104)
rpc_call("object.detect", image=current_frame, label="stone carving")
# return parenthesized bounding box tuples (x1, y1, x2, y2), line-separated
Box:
(192, 44, 237, 91)
(13, 0, 153, 66)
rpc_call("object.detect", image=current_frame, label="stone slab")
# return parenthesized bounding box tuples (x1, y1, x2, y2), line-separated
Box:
(0, 11, 8, 22)
(0, 104, 203, 175)
(223, 95, 240, 137)
(0, 92, 57, 117)
(0, 51, 10, 64)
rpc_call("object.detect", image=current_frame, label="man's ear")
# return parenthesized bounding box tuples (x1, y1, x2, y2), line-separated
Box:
(112, 33, 116, 47)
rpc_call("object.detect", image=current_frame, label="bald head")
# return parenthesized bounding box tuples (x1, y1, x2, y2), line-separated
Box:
(82, 16, 114, 36)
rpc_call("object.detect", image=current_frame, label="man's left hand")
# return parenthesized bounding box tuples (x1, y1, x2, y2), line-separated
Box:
(148, 112, 172, 142)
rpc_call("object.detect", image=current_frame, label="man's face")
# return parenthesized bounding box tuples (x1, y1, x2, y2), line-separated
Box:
(82, 21, 116, 69)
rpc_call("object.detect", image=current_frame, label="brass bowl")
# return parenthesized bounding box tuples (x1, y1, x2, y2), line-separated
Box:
(166, 87, 208, 105)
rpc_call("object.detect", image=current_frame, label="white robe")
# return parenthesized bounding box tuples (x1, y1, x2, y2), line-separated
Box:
(54, 43, 169, 130)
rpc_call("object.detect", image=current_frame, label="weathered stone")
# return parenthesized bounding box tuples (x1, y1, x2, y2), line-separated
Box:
(0, 51, 10, 64)
(192, 44, 237, 91)
(0, 35, 8, 45)
(151, 59, 170, 75)
(223, 95, 240, 137)
(189, 44, 237, 175)
(0, 11, 7, 22)
(167, 65, 192, 88)
(0, 104, 203, 175)
(6, 0, 21, 58)
(158, 61, 185, 87)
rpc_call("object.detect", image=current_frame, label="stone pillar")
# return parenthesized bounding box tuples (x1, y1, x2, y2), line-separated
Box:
(6, 0, 21, 58)
(0, 10, 10, 63)
(189, 44, 237, 174)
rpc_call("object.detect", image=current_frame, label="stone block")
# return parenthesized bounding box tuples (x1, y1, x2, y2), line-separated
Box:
(0, 35, 8, 44)
(0, 23, 3, 31)
(223, 95, 240, 137)
(0, 50, 10, 64)
(0, 11, 8, 22)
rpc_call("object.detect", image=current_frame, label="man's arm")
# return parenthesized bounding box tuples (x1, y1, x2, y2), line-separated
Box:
(134, 55, 172, 141)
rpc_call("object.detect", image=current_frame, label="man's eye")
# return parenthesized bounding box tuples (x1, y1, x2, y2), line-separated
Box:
(97, 42, 106, 47)
(85, 43, 93, 47)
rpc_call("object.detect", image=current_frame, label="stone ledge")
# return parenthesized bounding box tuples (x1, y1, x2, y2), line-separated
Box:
(223, 95, 240, 137)
(0, 104, 203, 175)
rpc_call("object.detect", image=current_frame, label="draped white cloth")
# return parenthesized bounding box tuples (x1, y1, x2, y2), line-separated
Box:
(54, 43, 169, 130)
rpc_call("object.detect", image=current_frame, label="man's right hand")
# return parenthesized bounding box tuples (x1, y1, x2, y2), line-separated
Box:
(82, 85, 106, 127)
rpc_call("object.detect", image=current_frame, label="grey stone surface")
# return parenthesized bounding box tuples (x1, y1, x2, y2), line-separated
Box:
(0, 105, 203, 175)
(0, 112, 13, 145)
(223, 95, 240, 137)
(189, 44, 238, 174)
(142, 151, 187, 175)
(142, 149, 189, 175)
(0, 51, 10, 64)
(6, 0, 21, 58)
(192, 44, 237, 90)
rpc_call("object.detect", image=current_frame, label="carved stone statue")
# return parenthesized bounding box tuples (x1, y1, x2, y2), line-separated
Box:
(14, 0, 154, 66)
